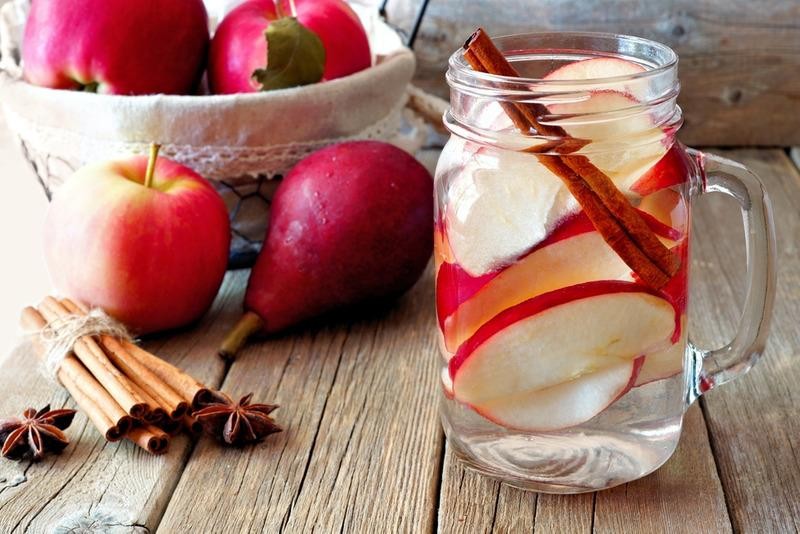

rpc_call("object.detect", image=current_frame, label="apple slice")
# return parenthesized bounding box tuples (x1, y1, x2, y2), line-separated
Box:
(444, 149, 576, 276)
(438, 200, 684, 352)
(543, 57, 648, 99)
(442, 228, 632, 352)
(442, 367, 455, 399)
(547, 91, 668, 191)
(635, 322, 686, 386)
(474, 357, 643, 431)
(450, 281, 678, 408)
(630, 144, 692, 195)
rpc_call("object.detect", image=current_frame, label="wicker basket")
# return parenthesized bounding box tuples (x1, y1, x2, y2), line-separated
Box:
(0, 0, 445, 266)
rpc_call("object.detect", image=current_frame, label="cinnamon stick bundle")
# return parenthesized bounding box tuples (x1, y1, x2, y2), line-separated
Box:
(20, 299, 215, 455)
(20, 307, 132, 441)
(463, 28, 679, 289)
(38, 297, 149, 418)
(20, 296, 278, 454)
(60, 299, 189, 420)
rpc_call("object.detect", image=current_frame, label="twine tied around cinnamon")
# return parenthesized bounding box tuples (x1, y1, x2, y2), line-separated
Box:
(34, 306, 132, 380)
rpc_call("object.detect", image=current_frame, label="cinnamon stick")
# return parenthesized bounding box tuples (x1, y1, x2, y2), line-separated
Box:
(463, 28, 679, 289)
(126, 424, 169, 455)
(125, 379, 167, 423)
(20, 306, 132, 441)
(156, 417, 182, 436)
(118, 340, 210, 408)
(60, 299, 189, 420)
(37, 297, 149, 419)
(182, 415, 203, 437)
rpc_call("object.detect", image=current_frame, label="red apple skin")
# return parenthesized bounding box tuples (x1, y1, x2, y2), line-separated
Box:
(23, 0, 209, 95)
(244, 141, 432, 333)
(449, 280, 678, 379)
(44, 157, 230, 334)
(630, 144, 693, 195)
(209, 0, 371, 94)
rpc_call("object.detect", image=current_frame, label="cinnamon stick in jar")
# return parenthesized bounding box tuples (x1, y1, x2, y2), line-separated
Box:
(462, 28, 680, 289)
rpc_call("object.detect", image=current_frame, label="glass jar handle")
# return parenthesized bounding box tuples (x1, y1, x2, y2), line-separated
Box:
(685, 149, 777, 404)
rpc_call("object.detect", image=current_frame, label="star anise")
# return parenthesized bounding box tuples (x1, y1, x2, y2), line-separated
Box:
(1, 405, 76, 461)
(193, 391, 281, 446)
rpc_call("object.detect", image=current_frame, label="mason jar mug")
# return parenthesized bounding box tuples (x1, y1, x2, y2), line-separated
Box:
(434, 32, 776, 493)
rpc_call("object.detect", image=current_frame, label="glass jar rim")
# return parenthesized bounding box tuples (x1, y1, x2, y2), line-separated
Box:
(448, 31, 679, 90)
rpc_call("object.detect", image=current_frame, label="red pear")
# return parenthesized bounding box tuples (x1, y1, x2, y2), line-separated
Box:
(220, 141, 433, 358)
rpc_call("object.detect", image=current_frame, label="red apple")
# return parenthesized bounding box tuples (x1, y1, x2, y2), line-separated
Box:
(44, 147, 231, 334)
(22, 0, 209, 95)
(209, 0, 371, 94)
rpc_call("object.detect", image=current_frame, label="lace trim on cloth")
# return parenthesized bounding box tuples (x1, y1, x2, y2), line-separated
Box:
(2, 93, 410, 188)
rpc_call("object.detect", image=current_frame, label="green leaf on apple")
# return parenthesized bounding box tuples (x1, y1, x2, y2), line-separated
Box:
(253, 17, 325, 91)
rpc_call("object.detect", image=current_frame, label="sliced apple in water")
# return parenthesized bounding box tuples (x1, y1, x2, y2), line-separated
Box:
(635, 320, 687, 387)
(543, 57, 648, 99)
(546, 91, 668, 191)
(439, 200, 684, 352)
(474, 357, 644, 431)
(450, 281, 678, 409)
(444, 149, 575, 276)
(441, 215, 631, 352)
(635, 344, 683, 387)
(630, 144, 692, 195)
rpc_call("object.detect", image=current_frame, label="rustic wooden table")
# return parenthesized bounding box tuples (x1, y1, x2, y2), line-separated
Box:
(0, 146, 798, 533)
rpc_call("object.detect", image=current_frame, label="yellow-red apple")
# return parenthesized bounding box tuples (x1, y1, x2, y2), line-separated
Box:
(43, 147, 230, 334)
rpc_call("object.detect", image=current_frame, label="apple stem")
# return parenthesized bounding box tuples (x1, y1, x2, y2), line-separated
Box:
(219, 311, 265, 361)
(144, 143, 161, 189)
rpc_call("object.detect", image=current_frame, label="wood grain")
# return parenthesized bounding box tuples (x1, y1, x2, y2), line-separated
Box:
(594, 405, 731, 534)
(384, 0, 800, 146)
(435, 407, 729, 533)
(690, 149, 800, 532)
(157, 265, 444, 533)
(0, 272, 238, 532)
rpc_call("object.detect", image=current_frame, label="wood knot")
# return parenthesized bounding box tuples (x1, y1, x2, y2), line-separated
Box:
(724, 88, 744, 105)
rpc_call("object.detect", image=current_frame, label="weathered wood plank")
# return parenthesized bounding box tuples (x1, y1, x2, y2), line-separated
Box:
(0, 271, 239, 532)
(594, 405, 731, 533)
(437, 445, 539, 533)
(690, 149, 800, 532)
(385, 0, 800, 146)
(435, 406, 729, 533)
(157, 265, 443, 533)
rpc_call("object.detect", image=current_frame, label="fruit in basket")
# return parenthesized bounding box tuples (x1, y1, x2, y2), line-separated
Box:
(43, 145, 230, 334)
(22, 0, 209, 95)
(219, 141, 432, 359)
(448, 281, 678, 431)
(209, 0, 371, 94)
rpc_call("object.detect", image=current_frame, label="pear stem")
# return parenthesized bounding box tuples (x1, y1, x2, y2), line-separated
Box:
(144, 143, 161, 189)
(219, 311, 265, 361)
